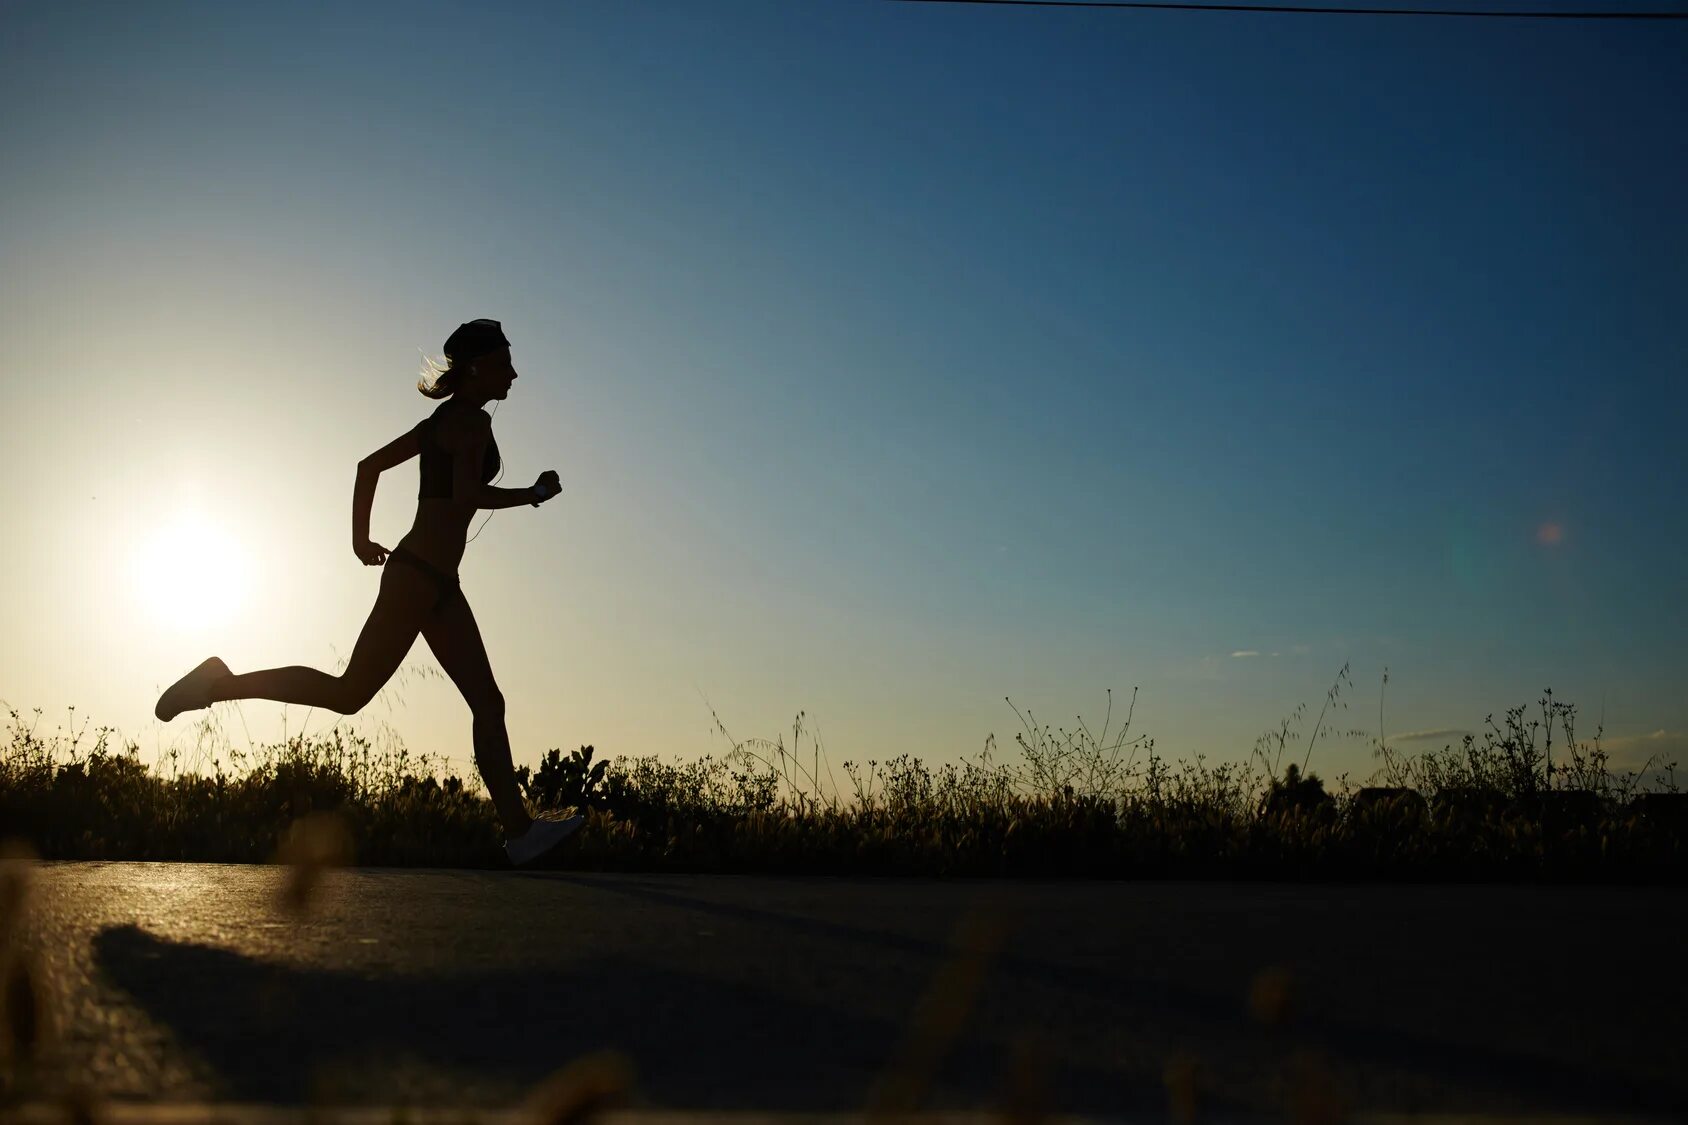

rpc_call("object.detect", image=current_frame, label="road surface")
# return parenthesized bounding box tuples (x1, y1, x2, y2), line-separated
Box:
(6, 863, 1685, 1118)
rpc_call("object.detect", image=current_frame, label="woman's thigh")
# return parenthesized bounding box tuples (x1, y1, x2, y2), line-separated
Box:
(341, 560, 435, 691)
(419, 588, 500, 708)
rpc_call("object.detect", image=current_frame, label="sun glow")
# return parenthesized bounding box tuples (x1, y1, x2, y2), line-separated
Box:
(129, 512, 255, 632)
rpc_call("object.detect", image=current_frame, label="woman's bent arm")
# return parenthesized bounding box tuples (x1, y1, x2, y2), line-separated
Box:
(446, 411, 541, 509)
(352, 426, 420, 562)
(476, 483, 541, 510)
(352, 465, 380, 548)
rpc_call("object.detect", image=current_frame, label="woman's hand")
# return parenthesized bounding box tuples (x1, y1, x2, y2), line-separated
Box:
(354, 538, 389, 566)
(531, 470, 562, 506)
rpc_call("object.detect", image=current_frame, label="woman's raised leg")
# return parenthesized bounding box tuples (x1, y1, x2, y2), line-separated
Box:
(206, 561, 434, 714)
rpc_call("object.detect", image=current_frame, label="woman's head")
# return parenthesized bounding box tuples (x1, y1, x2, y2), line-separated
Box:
(418, 318, 518, 401)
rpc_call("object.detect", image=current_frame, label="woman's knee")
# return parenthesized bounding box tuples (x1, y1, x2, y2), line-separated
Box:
(335, 675, 383, 714)
(470, 687, 506, 721)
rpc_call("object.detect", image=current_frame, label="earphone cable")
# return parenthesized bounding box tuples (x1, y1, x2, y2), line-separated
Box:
(464, 398, 502, 546)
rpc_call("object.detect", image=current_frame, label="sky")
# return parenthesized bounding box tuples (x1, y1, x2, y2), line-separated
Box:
(2, 0, 1684, 792)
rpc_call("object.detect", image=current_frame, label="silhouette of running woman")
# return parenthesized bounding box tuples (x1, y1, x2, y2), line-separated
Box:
(154, 319, 581, 866)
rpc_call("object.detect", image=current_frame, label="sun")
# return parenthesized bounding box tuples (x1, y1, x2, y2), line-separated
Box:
(130, 512, 254, 632)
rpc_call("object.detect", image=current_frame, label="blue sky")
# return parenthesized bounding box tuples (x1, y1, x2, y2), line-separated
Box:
(2, 0, 1683, 786)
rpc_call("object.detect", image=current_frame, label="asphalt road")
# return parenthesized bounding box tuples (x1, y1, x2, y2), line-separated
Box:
(6, 863, 1685, 1119)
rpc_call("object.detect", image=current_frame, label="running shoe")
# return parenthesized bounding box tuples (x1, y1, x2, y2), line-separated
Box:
(154, 656, 231, 722)
(505, 813, 586, 867)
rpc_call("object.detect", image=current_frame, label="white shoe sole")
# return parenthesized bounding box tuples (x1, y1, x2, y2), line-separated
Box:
(506, 813, 586, 867)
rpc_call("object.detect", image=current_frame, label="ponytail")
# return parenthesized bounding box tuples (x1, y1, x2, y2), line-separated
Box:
(417, 352, 460, 399)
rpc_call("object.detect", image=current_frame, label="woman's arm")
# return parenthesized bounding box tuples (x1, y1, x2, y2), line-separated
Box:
(478, 483, 546, 510)
(352, 425, 422, 564)
(449, 412, 546, 510)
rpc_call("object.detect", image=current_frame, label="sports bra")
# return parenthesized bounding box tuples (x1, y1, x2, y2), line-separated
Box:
(417, 401, 501, 500)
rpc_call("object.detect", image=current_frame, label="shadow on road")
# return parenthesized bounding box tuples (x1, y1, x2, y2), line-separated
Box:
(89, 921, 1137, 1110)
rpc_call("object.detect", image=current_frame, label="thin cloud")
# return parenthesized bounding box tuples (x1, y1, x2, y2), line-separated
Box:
(1586, 730, 1688, 787)
(1231, 650, 1260, 658)
(1598, 729, 1688, 765)
(1601, 729, 1682, 750)
(1390, 727, 1471, 744)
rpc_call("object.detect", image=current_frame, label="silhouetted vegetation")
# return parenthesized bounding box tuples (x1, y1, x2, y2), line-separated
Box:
(2, 669, 1681, 880)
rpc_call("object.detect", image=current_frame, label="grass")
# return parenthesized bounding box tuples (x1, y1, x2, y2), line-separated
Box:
(1, 666, 1681, 880)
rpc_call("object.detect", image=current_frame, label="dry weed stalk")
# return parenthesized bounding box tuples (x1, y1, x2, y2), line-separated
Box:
(275, 811, 353, 915)
(1248, 965, 1294, 1027)
(0, 840, 51, 1083)
(1162, 1050, 1202, 1124)
(521, 1049, 635, 1125)
(868, 907, 1010, 1120)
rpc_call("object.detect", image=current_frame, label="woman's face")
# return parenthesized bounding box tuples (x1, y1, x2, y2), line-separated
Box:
(464, 346, 518, 400)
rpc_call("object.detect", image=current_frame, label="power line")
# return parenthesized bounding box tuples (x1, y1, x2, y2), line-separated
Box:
(893, 0, 1687, 19)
